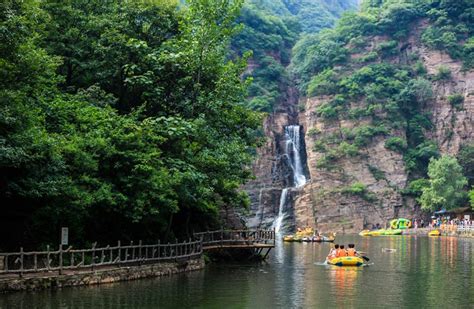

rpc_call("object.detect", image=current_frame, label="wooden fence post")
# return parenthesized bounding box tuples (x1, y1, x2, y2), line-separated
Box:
(221, 229, 224, 247)
(109, 245, 113, 264)
(34, 252, 38, 272)
(70, 247, 74, 267)
(125, 241, 129, 262)
(59, 244, 63, 275)
(157, 240, 160, 259)
(138, 240, 142, 262)
(174, 240, 178, 258)
(100, 247, 105, 264)
(46, 245, 50, 271)
(19, 247, 24, 278)
(91, 242, 96, 271)
(117, 241, 121, 266)
(274, 228, 276, 246)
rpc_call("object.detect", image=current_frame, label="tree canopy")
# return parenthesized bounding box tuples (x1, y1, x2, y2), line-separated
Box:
(0, 0, 261, 249)
(419, 156, 468, 211)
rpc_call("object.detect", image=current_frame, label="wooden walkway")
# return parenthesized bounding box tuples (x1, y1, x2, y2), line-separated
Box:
(0, 229, 275, 279)
(196, 229, 275, 259)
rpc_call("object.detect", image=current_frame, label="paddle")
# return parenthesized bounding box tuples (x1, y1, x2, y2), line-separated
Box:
(355, 250, 370, 262)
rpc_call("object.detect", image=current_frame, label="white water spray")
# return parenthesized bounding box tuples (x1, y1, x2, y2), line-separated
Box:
(273, 125, 307, 234)
(273, 188, 288, 233)
(285, 125, 306, 187)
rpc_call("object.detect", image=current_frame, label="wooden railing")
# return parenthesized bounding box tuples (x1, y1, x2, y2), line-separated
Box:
(0, 229, 275, 277)
(456, 225, 474, 233)
(439, 224, 474, 233)
(194, 229, 275, 248)
(0, 240, 202, 277)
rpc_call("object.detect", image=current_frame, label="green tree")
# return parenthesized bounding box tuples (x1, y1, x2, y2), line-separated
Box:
(419, 156, 468, 211)
(470, 188, 474, 209)
(457, 143, 474, 186)
(0, 0, 262, 248)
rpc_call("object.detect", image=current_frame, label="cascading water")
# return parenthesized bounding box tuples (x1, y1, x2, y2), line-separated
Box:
(273, 125, 307, 233)
(285, 125, 306, 187)
(273, 188, 288, 233)
(249, 188, 265, 228)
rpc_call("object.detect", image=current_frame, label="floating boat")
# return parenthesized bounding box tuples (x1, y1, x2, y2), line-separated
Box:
(284, 233, 335, 242)
(283, 235, 303, 242)
(428, 230, 441, 236)
(363, 229, 402, 236)
(368, 229, 385, 236)
(383, 229, 402, 236)
(302, 236, 335, 242)
(390, 218, 412, 230)
(326, 256, 365, 267)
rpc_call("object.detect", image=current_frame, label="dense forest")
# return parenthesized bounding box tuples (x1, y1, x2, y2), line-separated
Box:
(232, 0, 358, 111)
(0, 0, 360, 249)
(0, 0, 263, 249)
(2, 0, 472, 249)
(291, 0, 473, 211)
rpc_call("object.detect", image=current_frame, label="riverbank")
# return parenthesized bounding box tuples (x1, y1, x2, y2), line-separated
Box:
(0, 257, 204, 293)
(402, 227, 474, 238)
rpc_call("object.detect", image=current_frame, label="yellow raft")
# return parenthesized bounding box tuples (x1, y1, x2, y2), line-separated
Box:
(428, 230, 441, 236)
(360, 229, 403, 236)
(327, 256, 365, 267)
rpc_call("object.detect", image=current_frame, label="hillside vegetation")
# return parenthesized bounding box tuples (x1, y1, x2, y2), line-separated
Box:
(232, 0, 358, 112)
(0, 0, 261, 249)
(292, 0, 473, 210)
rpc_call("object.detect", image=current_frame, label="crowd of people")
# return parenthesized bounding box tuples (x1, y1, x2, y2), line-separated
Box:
(428, 217, 473, 228)
(327, 244, 358, 260)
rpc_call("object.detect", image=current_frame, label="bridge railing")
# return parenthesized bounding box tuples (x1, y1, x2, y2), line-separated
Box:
(0, 239, 202, 277)
(439, 224, 474, 233)
(194, 229, 275, 247)
(456, 225, 474, 233)
(0, 229, 275, 277)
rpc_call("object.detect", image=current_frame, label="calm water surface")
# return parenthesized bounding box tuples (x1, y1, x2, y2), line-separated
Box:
(1, 236, 473, 308)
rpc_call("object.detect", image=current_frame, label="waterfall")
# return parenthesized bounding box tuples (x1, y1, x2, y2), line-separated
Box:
(273, 188, 288, 233)
(249, 188, 264, 228)
(273, 125, 307, 234)
(285, 125, 306, 187)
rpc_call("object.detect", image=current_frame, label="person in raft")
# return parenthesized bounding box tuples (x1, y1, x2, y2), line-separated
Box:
(346, 244, 357, 256)
(328, 244, 339, 259)
(337, 245, 347, 257)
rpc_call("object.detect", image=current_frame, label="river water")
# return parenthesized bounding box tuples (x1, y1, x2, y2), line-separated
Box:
(1, 236, 472, 308)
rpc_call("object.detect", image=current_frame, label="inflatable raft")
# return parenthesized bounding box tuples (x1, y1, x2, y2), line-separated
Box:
(361, 229, 402, 236)
(283, 235, 335, 242)
(327, 256, 365, 267)
(302, 236, 335, 242)
(428, 230, 441, 236)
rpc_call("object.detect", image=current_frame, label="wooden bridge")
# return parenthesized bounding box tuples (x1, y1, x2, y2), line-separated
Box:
(0, 229, 275, 278)
(195, 229, 275, 259)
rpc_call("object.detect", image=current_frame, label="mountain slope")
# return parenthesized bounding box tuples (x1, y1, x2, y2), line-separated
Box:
(232, 0, 359, 112)
(292, 0, 474, 232)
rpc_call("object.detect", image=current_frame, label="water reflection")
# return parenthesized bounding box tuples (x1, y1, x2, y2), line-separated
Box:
(0, 236, 472, 309)
(328, 266, 360, 308)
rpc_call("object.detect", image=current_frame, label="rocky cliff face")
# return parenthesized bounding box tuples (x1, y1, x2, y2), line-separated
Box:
(242, 85, 310, 232)
(294, 22, 473, 233)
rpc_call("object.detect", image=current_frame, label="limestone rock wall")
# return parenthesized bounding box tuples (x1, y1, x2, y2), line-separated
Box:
(241, 84, 303, 231)
(293, 24, 473, 233)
